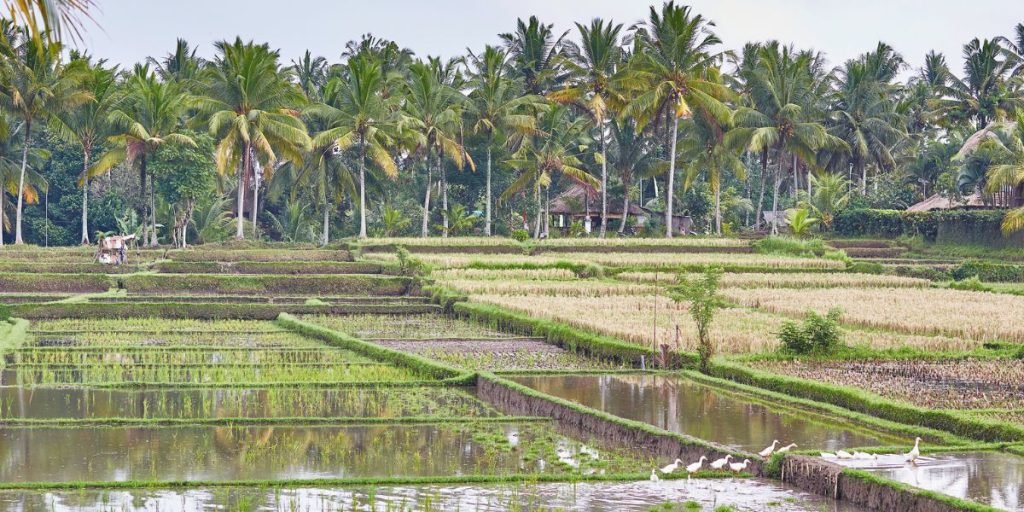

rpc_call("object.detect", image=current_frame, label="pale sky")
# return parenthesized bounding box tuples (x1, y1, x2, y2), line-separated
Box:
(81, 0, 1023, 77)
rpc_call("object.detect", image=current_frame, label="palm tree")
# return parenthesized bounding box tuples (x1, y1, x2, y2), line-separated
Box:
(148, 38, 203, 85)
(48, 56, 117, 244)
(89, 66, 195, 246)
(827, 43, 906, 194)
(501, 104, 598, 238)
(307, 54, 398, 239)
(200, 38, 311, 240)
(551, 18, 624, 237)
(607, 118, 657, 233)
(727, 42, 838, 233)
(0, 115, 46, 246)
(983, 111, 1024, 234)
(803, 173, 850, 231)
(291, 50, 328, 101)
(947, 37, 1020, 130)
(623, 2, 732, 237)
(465, 45, 543, 236)
(2, 0, 94, 48)
(0, 26, 87, 243)
(403, 58, 473, 237)
(679, 101, 744, 235)
(500, 16, 568, 95)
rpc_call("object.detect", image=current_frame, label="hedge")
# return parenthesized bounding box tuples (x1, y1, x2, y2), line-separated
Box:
(119, 274, 414, 296)
(451, 301, 696, 368)
(167, 249, 351, 262)
(11, 302, 440, 320)
(0, 273, 112, 293)
(709, 361, 1024, 443)
(154, 261, 388, 275)
(276, 313, 470, 382)
(952, 260, 1024, 283)
(834, 209, 1006, 242)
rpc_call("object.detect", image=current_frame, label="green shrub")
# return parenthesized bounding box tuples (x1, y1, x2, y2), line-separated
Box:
(846, 261, 884, 274)
(952, 260, 1024, 283)
(396, 247, 427, 276)
(949, 275, 992, 292)
(670, 267, 724, 372)
(892, 265, 951, 281)
(0, 273, 112, 293)
(510, 229, 530, 242)
(0, 304, 10, 322)
(752, 236, 826, 257)
(778, 308, 843, 354)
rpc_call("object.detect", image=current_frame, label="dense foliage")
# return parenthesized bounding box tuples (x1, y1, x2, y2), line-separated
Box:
(0, 4, 1023, 245)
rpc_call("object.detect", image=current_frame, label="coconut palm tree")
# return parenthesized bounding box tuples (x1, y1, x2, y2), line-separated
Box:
(501, 104, 598, 238)
(947, 37, 1020, 130)
(307, 54, 398, 239)
(48, 56, 116, 244)
(465, 45, 544, 236)
(679, 99, 743, 235)
(983, 111, 1024, 234)
(500, 16, 568, 95)
(2, 0, 94, 48)
(0, 25, 88, 243)
(199, 38, 311, 240)
(727, 42, 839, 233)
(402, 58, 473, 237)
(0, 114, 47, 246)
(622, 2, 731, 237)
(607, 118, 657, 233)
(147, 38, 203, 86)
(89, 66, 195, 246)
(291, 50, 328, 102)
(550, 18, 624, 237)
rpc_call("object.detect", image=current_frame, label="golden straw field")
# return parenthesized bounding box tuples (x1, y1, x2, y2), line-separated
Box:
(723, 287, 1024, 342)
(616, 271, 931, 289)
(373, 252, 846, 270)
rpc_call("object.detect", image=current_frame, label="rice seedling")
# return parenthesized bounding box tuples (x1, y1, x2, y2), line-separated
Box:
(723, 287, 1024, 342)
(375, 339, 626, 372)
(616, 272, 930, 289)
(749, 359, 1024, 410)
(29, 319, 285, 334)
(28, 332, 322, 349)
(11, 347, 373, 366)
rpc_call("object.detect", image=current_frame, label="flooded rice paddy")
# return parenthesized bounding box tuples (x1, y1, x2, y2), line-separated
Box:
(511, 374, 907, 452)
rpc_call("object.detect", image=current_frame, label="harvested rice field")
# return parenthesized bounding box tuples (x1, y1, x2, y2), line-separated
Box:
(300, 314, 514, 340)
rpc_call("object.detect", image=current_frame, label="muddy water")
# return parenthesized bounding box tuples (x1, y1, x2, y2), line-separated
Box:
(838, 451, 1024, 511)
(0, 423, 634, 483)
(0, 386, 496, 419)
(511, 374, 906, 452)
(0, 479, 869, 511)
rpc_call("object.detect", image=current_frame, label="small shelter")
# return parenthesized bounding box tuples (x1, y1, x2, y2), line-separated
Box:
(907, 191, 1022, 213)
(548, 184, 652, 234)
(96, 234, 135, 265)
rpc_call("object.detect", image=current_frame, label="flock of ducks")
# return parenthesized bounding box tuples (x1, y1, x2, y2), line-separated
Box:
(820, 437, 924, 464)
(650, 437, 925, 483)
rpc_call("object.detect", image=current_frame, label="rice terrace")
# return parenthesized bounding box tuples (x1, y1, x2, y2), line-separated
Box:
(1, 0, 1024, 511)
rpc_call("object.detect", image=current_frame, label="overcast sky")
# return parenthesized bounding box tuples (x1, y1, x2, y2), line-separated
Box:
(81, 0, 1023, 77)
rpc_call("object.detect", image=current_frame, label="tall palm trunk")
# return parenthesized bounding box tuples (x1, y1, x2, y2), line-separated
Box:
(714, 181, 722, 235)
(619, 170, 631, 234)
(235, 145, 249, 239)
(14, 123, 31, 245)
(149, 172, 158, 246)
(485, 145, 492, 236)
(441, 160, 449, 238)
(421, 157, 433, 237)
(665, 117, 679, 238)
(250, 154, 259, 240)
(358, 139, 368, 239)
(80, 149, 91, 245)
(860, 161, 867, 195)
(532, 183, 542, 239)
(770, 150, 784, 235)
(139, 155, 149, 243)
(599, 124, 607, 238)
(321, 192, 330, 246)
(755, 149, 768, 231)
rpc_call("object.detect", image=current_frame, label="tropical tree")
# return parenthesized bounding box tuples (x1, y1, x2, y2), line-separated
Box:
(48, 56, 117, 244)
(200, 38, 311, 239)
(307, 54, 398, 239)
(983, 111, 1024, 234)
(148, 38, 203, 85)
(2, 0, 94, 48)
(501, 104, 598, 238)
(89, 66, 195, 246)
(551, 18, 624, 237)
(607, 118, 657, 232)
(679, 105, 744, 235)
(403, 58, 473, 237)
(947, 37, 1020, 130)
(0, 114, 47, 246)
(803, 172, 850, 231)
(0, 25, 87, 243)
(465, 45, 543, 236)
(500, 16, 568, 95)
(728, 42, 838, 233)
(290, 50, 328, 101)
(623, 2, 732, 237)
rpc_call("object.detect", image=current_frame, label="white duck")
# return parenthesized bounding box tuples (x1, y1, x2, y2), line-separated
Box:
(836, 450, 854, 459)
(853, 451, 877, 460)
(650, 469, 659, 482)
(710, 454, 732, 469)
(685, 456, 708, 476)
(758, 440, 780, 458)
(905, 437, 922, 463)
(729, 459, 752, 473)
(820, 452, 837, 459)
(776, 443, 798, 454)
(660, 458, 683, 474)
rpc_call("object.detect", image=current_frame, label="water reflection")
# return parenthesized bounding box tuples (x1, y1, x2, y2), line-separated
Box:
(511, 374, 905, 452)
(0, 423, 631, 483)
(0, 479, 869, 511)
(0, 387, 495, 419)
(842, 452, 1024, 511)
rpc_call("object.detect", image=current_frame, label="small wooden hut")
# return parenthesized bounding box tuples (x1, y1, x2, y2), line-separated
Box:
(96, 234, 135, 265)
